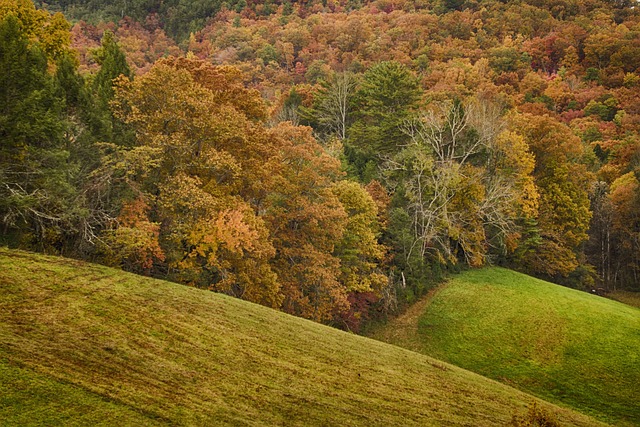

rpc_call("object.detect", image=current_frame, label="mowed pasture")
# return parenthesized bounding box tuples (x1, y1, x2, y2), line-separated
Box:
(0, 249, 606, 426)
(369, 267, 640, 426)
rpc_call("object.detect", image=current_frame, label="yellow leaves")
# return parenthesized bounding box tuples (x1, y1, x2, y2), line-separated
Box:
(508, 113, 593, 277)
(609, 172, 639, 233)
(158, 57, 267, 121)
(0, 0, 71, 61)
(108, 57, 290, 307)
(610, 171, 638, 197)
(175, 202, 279, 303)
(518, 177, 540, 220)
(39, 12, 70, 60)
(496, 130, 534, 174)
(113, 63, 211, 134)
(159, 174, 273, 260)
(158, 173, 220, 216)
(92, 143, 163, 188)
(113, 60, 264, 193)
(438, 164, 487, 267)
(495, 130, 539, 219)
(332, 180, 388, 294)
(107, 56, 393, 320)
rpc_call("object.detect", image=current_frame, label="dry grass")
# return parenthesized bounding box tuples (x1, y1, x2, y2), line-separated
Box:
(608, 290, 640, 309)
(0, 249, 608, 426)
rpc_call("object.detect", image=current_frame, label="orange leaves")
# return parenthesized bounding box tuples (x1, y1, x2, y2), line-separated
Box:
(182, 206, 274, 265)
(364, 180, 390, 228)
(161, 174, 280, 306)
(105, 57, 381, 318)
(263, 122, 352, 321)
(99, 55, 404, 321)
(156, 170, 276, 295)
(106, 59, 284, 305)
(609, 172, 640, 236)
(159, 57, 267, 121)
(102, 197, 165, 272)
(214, 209, 260, 254)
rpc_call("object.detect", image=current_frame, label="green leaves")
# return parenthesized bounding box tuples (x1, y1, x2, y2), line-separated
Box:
(0, 13, 74, 250)
(350, 61, 422, 154)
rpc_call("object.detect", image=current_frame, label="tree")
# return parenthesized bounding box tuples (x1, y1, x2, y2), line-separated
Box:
(586, 181, 614, 288)
(302, 71, 358, 141)
(90, 30, 134, 145)
(331, 180, 387, 295)
(107, 58, 282, 307)
(104, 57, 381, 318)
(608, 172, 640, 289)
(386, 99, 535, 269)
(0, 2, 139, 257)
(93, 30, 133, 103)
(0, 13, 75, 251)
(513, 114, 593, 281)
(348, 61, 422, 181)
(264, 122, 349, 322)
(0, 0, 71, 61)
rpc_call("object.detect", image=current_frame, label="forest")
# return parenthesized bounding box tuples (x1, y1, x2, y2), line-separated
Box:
(2, 0, 640, 330)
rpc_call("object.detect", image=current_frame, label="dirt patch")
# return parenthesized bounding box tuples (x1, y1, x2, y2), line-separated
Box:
(367, 282, 449, 351)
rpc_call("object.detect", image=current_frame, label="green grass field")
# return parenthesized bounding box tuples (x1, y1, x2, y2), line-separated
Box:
(369, 267, 640, 426)
(0, 249, 607, 426)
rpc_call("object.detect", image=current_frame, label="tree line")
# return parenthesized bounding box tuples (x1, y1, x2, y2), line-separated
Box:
(2, 0, 640, 331)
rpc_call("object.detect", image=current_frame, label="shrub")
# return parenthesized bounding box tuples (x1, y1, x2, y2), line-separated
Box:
(511, 401, 560, 427)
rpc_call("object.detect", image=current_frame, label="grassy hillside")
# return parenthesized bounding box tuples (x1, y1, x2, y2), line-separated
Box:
(0, 249, 607, 426)
(369, 267, 640, 426)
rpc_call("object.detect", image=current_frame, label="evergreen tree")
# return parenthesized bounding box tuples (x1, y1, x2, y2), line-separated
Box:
(93, 30, 132, 105)
(0, 14, 75, 251)
(347, 61, 422, 181)
(90, 30, 133, 145)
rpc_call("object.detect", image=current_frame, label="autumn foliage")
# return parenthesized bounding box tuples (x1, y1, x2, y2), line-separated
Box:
(3, 0, 640, 329)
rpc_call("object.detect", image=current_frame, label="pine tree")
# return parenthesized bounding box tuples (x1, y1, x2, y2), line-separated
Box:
(347, 61, 422, 181)
(0, 14, 75, 250)
(90, 30, 133, 145)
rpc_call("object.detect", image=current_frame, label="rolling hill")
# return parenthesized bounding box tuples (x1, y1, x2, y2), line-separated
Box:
(0, 248, 607, 426)
(368, 267, 640, 426)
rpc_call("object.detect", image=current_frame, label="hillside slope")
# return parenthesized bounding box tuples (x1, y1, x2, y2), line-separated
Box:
(0, 249, 607, 426)
(369, 268, 640, 426)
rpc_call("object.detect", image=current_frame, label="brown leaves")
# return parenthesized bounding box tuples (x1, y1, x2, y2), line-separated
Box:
(263, 122, 351, 321)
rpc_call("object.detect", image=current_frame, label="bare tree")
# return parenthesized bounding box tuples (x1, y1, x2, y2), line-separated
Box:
(307, 72, 358, 141)
(387, 98, 522, 267)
